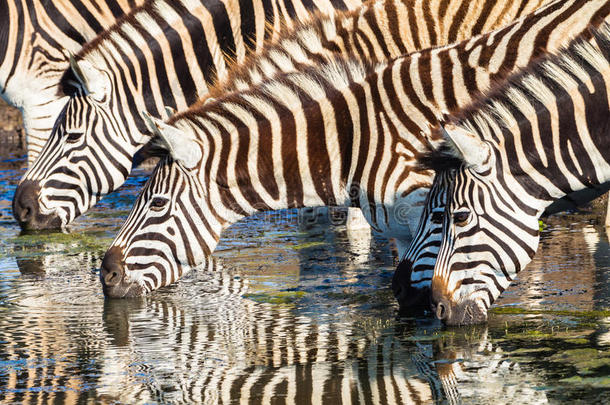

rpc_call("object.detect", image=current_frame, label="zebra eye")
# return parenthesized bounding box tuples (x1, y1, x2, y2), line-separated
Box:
(65, 131, 82, 143)
(430, 211, 444, 224)
(150, 197, 169, 211)
(453, 211, 471, 226)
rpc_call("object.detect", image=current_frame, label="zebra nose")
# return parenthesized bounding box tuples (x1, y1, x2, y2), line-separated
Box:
(435, 298, 452, 321)
(13, 180, 41, 225)
(101, 246, 125, 287)
(433, 297, 488, 325)
(12, 180, 62, 230)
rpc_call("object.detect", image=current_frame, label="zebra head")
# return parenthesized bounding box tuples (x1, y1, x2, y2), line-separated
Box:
(12, 56, 139, 230)
(100, 116, 213, 298)
(402, 124, 541, 325)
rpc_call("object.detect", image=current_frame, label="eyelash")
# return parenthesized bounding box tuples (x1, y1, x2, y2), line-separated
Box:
(150, 197, 169, 211)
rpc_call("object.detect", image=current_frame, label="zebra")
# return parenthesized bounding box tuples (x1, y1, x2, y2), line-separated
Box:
(12, 0, 552, 230)
(395, 21, 610, 325)
(0, 0, 146, 165)
(99, 0, 610, 298)
(10, 0, 365, 230)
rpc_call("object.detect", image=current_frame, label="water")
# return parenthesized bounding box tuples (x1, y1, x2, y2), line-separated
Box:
(1, 148, 610, 403)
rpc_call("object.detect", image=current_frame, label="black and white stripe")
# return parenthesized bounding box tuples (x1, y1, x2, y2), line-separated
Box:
(99, 0, 610, 297)
(397, 21, 610, 325)
(13, 0, 552, 230)
(0, 0, 145, 164)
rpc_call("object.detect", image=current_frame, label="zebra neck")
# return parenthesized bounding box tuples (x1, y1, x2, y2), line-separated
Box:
(209, 157, 349, 227)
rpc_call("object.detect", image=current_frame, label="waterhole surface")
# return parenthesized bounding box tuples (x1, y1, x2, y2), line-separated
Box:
(1, 115, 610, 404)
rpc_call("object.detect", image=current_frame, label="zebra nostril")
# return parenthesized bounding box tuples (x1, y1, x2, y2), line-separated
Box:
(436, 299, 451, 321)
(101, 265, 124, 287)
(18, 205, 32, 222)
(13, 180, 41, 225)
(100, 246, 125, 287)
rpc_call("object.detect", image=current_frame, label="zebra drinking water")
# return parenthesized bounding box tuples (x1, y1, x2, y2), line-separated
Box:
(395, 22, 610, 325)
(12, 0, 552, 230)
(10, 0, 363, 230)
(99, 0, 610, 297)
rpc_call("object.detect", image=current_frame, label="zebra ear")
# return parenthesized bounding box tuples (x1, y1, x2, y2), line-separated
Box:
(164, 106, 177, 118)
(442, 123, 492, 172)
(69, 55, 110, 102)
(142, 112, 201, 170)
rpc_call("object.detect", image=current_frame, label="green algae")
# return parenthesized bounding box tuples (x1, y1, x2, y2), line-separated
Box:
(539, 220, 546, 232)
(503, 329, 555, 340)
(85, 210, 132, 219)
(559, 376, 610, 387)
(491, 306, 610, 319)
(549, 349, 610, 374)
(290, 241, 326, 250)
(244, 290, 306, 305)
(508, 347, 555, 355)
(4, 231, 113, 257)
(564, 338, 590, 345)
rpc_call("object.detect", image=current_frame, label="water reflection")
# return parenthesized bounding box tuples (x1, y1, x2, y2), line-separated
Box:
(1, 250, 562, 404)
(2, 138, 610, 402)
(99, 280, 433, 404)
(1, 247, 557, 404)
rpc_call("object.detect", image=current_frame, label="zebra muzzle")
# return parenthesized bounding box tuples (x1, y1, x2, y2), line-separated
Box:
(12, 180, 62, 230)
(392, 258, 430, 312)
(432, 296, 488, 326)
(100, 246, 143, 298)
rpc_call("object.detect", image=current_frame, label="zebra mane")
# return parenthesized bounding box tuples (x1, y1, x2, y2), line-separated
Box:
(421, 21, 610, 172)
(417, 141, 464, 172)
(203, 1, 430, 101)
(205, 8, 345, 99)
(168, 54, 374, 126)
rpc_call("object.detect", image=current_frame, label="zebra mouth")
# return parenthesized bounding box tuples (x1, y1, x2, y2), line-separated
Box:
(12, 180, 65, 230)
(101, 278, 147, 298)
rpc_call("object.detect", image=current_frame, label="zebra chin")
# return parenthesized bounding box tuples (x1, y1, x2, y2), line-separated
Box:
(101, 280, 148, 298)
(12, 180, 64, 230)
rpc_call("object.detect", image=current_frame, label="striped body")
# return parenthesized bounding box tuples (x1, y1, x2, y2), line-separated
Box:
(100, 0, 610, 297)
(397, 22, 610, 325)
(13, 0, 551, 230)
(0, 0, 145, 164)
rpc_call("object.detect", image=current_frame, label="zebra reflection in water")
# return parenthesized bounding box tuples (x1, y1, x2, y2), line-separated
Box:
(0, 249, 550, 404)
(97, 267, 549, 404)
